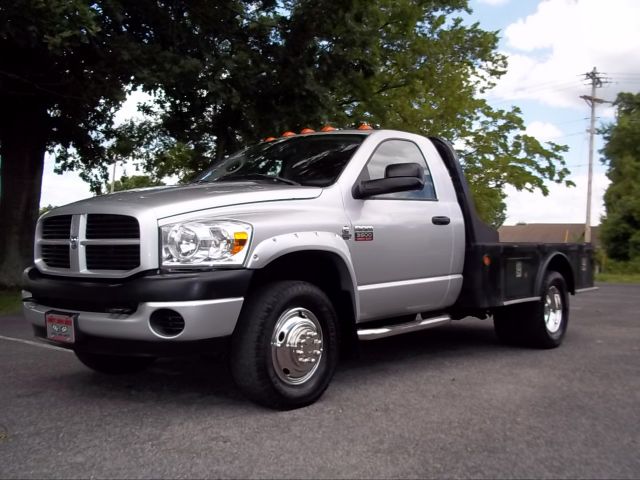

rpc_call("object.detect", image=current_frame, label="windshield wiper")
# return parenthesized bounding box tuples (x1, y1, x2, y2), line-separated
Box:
(218, 173, 301, 186)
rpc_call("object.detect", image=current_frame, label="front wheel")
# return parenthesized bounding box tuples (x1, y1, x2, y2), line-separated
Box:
(74, 351, 156, 374)
(230, 281, 339, 410)
(494, 271, 569, 349)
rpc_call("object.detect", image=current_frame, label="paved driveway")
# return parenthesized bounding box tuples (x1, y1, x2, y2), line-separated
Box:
(1, 284, 638, 479)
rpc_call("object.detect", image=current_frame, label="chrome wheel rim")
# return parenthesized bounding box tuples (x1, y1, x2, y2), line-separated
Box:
(544, 286, 563, 333)
(271, 307, 323, 386)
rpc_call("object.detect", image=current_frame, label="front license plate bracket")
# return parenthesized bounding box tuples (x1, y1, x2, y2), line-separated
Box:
(45, 310, 78, 344)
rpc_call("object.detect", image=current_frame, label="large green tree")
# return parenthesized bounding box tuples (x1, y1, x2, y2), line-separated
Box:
(0, 0, 271, 286)
(76, 0, 569, 227)
(600, 92, 640, 261)
(1, 0, 571, 286)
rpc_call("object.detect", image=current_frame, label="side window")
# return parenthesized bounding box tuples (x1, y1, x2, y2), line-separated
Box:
(360, 140, 437, 200)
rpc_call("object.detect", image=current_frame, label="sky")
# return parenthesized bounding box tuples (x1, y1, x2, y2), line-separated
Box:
(40, 0, 640, 226)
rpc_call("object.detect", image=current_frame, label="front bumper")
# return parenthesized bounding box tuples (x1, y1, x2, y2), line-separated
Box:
(22, 267, 253, 355)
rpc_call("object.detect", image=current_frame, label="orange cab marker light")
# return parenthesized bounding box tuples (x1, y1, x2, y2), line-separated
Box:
(300, 128, 315, 134)
(483, 254, 491, 267)
(358, 122, 373, 130)
(264, 136, 276, 142)
(281, 131, 296, 137)
(320, 125, 336, 132)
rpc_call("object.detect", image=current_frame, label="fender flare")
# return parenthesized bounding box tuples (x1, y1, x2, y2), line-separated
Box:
(246, 231, 360, 319)
(535, 251, 576, 295)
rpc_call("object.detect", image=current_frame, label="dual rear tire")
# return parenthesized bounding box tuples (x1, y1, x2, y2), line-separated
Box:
(494, 271, 569, 348)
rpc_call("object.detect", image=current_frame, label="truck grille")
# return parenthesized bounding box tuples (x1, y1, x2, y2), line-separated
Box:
(42, 215, 72, 239)
(38, 214, 141, 273)
(86, 245, 140, 270)
(41, 244, 70, 268)
(86, 214, 140, 239)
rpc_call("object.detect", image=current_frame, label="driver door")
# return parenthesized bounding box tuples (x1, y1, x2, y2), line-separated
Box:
(343, 139, 455, 322)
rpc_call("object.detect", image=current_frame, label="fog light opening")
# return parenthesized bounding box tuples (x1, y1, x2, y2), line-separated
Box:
(149, 309, 185, 338)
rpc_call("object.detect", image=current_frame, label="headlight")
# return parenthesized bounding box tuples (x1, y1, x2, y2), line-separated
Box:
(161, 220, 252, 267)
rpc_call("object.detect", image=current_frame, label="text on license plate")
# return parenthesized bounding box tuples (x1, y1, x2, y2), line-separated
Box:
(45, 311, 77, 344)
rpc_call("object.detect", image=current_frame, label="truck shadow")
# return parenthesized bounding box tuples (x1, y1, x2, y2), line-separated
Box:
(70, 318, 507, 406)
(343, 319, 503, 370)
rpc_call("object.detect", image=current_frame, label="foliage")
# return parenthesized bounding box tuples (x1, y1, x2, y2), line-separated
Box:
(596, 273, 640, 284)
(39, 205, 56, 216)
(0, 0, 228, 285)
(71, 0, 570, 228)
(0, 289, 21, 315)
(599, 92, 640, 261)
(0, 0, 572, 286)
(110, 175, 165, 193)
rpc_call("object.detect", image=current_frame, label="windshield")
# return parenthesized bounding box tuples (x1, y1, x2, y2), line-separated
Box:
(195, 134, 366, 187)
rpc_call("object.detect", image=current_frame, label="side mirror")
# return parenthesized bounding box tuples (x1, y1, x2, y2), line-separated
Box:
(353, 162, 425, 199)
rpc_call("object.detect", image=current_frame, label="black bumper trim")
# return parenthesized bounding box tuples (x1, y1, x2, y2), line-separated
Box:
(32, 325, 230, 357)
(23, 267, 253, 313)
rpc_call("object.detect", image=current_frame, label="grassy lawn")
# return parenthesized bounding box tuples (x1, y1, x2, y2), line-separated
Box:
(0, 289, 21, 315)
(596, 273, 640, 284)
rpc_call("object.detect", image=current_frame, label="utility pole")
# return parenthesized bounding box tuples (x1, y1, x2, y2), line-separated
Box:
(580, 67, 608, 243)
(110, 161, 117, 193)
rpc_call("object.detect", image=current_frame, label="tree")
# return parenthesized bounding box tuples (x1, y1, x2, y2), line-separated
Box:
(600, 92, 640, 261)
(0, 0, 254, 286)
(39, 205, 56, 216)
(1, 0, 571, 286)
(82, 0, 569, 227)
(111, 175, 165, 193)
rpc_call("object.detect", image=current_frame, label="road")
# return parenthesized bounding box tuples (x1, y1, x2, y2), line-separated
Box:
(1, 284, 639, 479)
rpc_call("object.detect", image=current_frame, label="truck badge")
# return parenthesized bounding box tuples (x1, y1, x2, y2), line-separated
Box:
(341, 226, 352, 240)
(354, 226, 374, 241)
(70, 236, 79, 250)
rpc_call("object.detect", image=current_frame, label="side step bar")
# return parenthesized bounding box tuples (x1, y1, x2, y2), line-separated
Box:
(357, 315, 451, 341)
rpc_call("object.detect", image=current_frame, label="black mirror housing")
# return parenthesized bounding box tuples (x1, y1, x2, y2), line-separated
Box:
(385, 162, 423, 179)
(353, 162, 425, 199)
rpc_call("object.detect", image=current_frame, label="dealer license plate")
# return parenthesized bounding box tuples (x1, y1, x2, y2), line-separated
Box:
(45, 311, 77, 344)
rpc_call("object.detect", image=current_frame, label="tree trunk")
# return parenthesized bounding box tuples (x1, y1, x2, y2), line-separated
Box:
(0, 98, 48, 288)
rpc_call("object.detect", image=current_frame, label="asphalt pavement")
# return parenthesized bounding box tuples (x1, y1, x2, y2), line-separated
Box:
(0, 284, 638, 479)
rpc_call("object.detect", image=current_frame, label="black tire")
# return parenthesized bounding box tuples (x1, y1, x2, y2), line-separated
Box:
(74, 351, 156, 374)
(230, 281, 339, 410)
(494, 271, 569, 349)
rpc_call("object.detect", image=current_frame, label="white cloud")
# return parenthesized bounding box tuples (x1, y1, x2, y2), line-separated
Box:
(488, 0, 640, 109)
(525, 121, 563, 141)
(478, 0, 510, 5)
(504, 170, 610, 225)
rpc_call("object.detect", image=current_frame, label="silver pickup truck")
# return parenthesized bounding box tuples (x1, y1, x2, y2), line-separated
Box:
(23, 128, 595, 409)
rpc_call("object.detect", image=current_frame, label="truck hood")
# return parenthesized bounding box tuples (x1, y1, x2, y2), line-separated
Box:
(50, 182, 323, 219)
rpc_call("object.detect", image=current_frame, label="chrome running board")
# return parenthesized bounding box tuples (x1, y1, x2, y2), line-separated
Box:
(357, 314, 451, 341)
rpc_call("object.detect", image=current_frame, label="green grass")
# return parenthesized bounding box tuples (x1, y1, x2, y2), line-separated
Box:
(596, 273, 640, 284)
(0, 289, 21, 315)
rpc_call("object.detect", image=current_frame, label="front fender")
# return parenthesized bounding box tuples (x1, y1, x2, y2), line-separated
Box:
(246, 231, 360, 318)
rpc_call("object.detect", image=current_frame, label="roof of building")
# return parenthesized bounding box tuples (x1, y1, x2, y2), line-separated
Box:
(498, 223, 600, 247)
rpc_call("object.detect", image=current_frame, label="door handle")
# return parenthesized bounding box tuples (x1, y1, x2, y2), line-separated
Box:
(432, 216, 450, 225)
